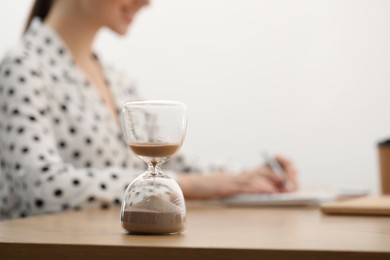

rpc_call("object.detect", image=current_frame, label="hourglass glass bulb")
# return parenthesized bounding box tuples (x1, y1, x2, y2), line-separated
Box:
(120, 101, 187, 235)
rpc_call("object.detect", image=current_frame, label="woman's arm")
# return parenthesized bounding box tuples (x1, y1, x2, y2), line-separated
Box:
(177, 157, 298, 200)
(0, 56, 138, 218)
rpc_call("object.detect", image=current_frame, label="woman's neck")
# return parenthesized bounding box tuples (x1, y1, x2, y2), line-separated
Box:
(45, 0, 101, 61)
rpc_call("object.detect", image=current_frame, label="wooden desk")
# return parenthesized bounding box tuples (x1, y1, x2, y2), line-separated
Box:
(1, 205, 390, 260)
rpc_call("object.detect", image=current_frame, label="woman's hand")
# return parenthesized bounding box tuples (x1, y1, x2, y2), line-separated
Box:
(177, 154, 298, 200)
(245, 154, 299, 193)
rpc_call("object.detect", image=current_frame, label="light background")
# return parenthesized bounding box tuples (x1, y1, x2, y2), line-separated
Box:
(1, 0, 390, 190)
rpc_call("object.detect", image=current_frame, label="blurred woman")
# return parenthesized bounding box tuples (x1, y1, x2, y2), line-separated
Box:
(0, 0, 298, 220)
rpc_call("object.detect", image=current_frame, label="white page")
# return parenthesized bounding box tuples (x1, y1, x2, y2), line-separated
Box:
(220, 187, 370, 207)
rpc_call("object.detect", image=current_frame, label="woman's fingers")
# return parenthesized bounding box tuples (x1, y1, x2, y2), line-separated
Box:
(236, 172, 280, 194)
(274, 154, 299, 191)
(248, 175, 278, 194)
(257, 166, 283, 186)
(206, 172, 280, 197)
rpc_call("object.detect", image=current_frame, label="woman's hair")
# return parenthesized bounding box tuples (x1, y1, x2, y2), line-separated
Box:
(24, 0, 55, 33)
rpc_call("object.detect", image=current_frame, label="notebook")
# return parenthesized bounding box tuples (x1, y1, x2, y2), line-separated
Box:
(220, 187, 369, 207)
(321, 196, 390, 216)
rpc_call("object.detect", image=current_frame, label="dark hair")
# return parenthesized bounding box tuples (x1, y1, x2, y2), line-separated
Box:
(24, 0, 55, 33)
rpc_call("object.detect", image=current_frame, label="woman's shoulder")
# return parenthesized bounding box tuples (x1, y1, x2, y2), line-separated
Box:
(0, 40, 44, 79)
(0, 41, 49, 102)
(1, 19, 65, 82)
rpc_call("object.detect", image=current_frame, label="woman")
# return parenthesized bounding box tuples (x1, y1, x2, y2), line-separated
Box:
(0, 0, 298, 220)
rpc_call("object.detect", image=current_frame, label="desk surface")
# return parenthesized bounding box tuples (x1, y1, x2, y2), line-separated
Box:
(1, 204, 390, 260)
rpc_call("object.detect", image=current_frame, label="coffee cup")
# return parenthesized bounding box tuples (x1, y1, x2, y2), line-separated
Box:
(378, 139, 390, 194)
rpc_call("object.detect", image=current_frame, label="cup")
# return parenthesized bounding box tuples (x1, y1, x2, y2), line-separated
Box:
(378, 139, 390, 194)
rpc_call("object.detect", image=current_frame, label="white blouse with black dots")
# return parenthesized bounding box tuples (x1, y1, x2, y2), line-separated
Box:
(0, 18, 200, 220)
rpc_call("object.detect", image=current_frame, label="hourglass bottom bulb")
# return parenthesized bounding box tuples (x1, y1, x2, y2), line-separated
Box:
(121, 195, 185, 234)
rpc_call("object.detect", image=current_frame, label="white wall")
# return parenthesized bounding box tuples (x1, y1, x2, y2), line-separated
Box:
(1, 0, 390, 190)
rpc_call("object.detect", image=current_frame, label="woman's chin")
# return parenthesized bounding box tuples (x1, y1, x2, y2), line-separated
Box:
(109, 23, 132, 36)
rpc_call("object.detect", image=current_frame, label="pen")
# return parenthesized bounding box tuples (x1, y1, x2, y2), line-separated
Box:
(261, 151, 292, 191)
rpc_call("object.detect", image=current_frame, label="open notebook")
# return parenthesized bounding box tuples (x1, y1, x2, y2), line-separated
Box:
(220, 187, 370, 206)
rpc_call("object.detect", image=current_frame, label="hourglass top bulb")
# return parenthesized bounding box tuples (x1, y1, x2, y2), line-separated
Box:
(129, 142, 180, 158)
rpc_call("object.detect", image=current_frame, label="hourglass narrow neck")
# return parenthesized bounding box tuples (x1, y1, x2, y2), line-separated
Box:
(147, 164, 162, 176)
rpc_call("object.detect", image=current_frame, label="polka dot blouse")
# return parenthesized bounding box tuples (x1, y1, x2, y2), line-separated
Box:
(0, 18, 198, 220)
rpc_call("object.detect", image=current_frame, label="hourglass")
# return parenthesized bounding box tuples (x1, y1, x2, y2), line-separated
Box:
(120, 101, 187, 234)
